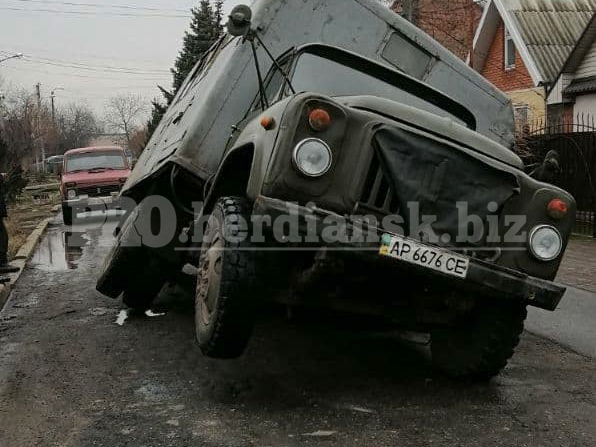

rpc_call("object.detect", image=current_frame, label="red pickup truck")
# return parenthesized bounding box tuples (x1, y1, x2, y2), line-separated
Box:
(60, 146, 131, 225)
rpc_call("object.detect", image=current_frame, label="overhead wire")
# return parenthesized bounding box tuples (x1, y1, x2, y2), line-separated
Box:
(11, 0, 191, 13)
(0, 6, 191, 18)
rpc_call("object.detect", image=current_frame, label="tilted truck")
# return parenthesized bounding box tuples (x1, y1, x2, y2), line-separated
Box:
(97, 0, 575, 379)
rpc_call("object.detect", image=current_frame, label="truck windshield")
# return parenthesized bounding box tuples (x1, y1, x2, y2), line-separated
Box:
(65, 151, 126, 172)
(291, 52, 467, 125)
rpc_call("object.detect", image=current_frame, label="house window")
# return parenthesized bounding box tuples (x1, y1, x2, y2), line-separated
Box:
(504, 27, 516, 69)
(513, 104, 530, 131)
(505, 28, 515, 70)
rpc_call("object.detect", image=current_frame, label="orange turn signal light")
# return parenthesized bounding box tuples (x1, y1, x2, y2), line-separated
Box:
(308, 108, 331, 132)
(260, 116, 275, 130)
(547, 199, 568, 220)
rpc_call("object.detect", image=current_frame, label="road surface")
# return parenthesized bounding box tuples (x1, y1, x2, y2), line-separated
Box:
(0, 215, 595, 446)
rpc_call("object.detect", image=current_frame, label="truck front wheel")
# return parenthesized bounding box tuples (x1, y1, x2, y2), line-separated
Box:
(195, 197, 257, 359)
(431, 302, 527, 380)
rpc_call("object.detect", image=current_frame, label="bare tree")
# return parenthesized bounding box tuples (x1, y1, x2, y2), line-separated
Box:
(104, 94, 147, 144)
(57, 102, 100, 152)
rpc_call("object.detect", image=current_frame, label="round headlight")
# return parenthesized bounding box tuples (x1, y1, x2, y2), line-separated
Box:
(67, 189, 77, 200)
(292, 138, 332, 177)
(529, 225, 562, 261)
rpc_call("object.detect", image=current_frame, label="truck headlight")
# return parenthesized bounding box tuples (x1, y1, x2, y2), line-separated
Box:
(292, 138, 332, 177)
(67, 189, 77, 200)
(529, 225, 562, 261)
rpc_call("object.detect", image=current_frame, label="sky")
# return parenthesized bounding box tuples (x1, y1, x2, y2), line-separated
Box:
(0, 0, 238, 118)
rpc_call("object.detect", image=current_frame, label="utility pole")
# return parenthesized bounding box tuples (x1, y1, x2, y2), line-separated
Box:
(50, 87, 64, 125)
(35, 83, 46, 173)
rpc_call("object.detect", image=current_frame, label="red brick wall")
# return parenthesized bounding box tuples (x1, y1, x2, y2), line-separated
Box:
(480, 19, 534, 92)
(391, 0, 483, 60)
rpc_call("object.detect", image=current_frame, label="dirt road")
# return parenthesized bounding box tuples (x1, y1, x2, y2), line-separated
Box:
(0, 217, 595, 446)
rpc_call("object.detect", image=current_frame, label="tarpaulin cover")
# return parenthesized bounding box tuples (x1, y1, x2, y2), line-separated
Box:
(374, 126, 519, 244)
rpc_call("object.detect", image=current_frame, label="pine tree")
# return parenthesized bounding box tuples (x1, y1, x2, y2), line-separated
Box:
(172, 0, 219, 92)
(145, 0, 225, 148)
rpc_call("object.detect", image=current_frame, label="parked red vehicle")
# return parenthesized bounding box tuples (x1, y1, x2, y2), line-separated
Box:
(60, 146, 131, 225)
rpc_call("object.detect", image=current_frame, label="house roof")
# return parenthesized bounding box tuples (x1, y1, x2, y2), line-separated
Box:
(472, 0, 596, 86)
(555, 12, 596, 76)
(563, 75, 596, 94)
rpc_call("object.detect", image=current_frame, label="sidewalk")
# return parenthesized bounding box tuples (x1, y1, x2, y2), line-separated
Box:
(557, 236, 596, 293)
(526, 236, 596, 358)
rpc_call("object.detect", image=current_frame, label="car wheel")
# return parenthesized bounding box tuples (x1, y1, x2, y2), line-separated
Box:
(195, 197, 257, 359)
(431, 302, 527, 380)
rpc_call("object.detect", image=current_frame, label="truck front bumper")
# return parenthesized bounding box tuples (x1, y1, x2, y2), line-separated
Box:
(63, 194, 121, 210)
(253, 195, 566, 311)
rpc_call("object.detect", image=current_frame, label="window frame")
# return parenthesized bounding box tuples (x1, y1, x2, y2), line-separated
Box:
(504, 26, 516, 70)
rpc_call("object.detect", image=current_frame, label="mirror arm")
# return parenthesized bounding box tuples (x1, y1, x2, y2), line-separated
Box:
(250, 39, 269, 111)
(253, 34, 296, 94)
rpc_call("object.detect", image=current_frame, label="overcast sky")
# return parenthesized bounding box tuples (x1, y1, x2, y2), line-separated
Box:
(0, 0, 238, 117)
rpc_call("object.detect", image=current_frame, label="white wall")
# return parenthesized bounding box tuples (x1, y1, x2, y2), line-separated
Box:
(548, 73, 573, 104)
(574, 93, 596, 117)
(575, 37, 596, 79)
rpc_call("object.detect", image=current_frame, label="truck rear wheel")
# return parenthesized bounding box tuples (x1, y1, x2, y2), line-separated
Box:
(122, 257, 169, 312)
(96, 204, 172, 310)
(431, 302, 527, 380)
(195, 197, 257, 359)
(62, 205, 74, 226)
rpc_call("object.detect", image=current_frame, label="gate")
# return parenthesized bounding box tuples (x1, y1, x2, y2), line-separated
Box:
(518, 115, 596, 237)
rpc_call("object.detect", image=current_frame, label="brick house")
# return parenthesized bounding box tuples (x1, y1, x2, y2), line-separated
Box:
(391, 0, 483, 60)
(470, 0, 596, 129)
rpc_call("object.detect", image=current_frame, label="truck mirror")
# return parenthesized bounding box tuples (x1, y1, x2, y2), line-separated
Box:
(227, 4, 252, 37)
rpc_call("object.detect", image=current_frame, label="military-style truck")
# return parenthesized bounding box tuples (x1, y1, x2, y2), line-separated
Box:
(97, 0, 575, 379)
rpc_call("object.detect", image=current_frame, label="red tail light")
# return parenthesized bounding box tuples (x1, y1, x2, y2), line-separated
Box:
(308, 109, 331, 132)
(547, 199, 568, 220)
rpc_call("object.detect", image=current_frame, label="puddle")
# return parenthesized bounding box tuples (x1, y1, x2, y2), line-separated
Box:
(30, 228, 88, 271)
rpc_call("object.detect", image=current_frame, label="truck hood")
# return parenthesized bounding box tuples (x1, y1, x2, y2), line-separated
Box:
(336, 95, 524, 170)
(62, 169, 131, 186)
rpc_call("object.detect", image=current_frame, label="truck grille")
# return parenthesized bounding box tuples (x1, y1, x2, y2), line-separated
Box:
(359, 152, 399, 216)
(77, 184, 121, 197)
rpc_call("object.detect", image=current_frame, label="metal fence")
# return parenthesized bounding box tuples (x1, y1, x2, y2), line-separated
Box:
(517, 114, 596, 237)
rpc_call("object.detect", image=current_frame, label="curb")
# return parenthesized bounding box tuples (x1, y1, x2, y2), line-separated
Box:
(0, 217, 53, 311)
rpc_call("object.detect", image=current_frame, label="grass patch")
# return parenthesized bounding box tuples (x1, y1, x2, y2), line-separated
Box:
(5, 185, 60, 261)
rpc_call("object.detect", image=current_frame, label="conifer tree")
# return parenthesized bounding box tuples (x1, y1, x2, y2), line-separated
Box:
(145, 1, 224, 147)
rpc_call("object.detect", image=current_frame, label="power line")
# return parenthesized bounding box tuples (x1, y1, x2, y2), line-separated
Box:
(21, 56, 170, 75)
(0, 6, 190, 18)
(0, 43, 170, 66)
(0, 63, 170, 81)
(1, 49, 170, 74)
(11, 0, 190, 13)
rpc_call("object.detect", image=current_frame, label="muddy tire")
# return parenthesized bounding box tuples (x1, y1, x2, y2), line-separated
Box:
(62, 205, 73, 226)
(431, 303, 527, 380)
(122, 259, 168, 311)
(195, 197, 257, 359)
(96, 209, 142, 299)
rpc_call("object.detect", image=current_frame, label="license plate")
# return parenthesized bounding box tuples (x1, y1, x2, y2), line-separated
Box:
(88, 197, 112, 206)
(379, 234, 469, 279)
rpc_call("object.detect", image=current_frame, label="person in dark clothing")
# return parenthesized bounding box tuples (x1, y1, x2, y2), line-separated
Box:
(530, 150, 561, 184)
(0, 174, 21, 275)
